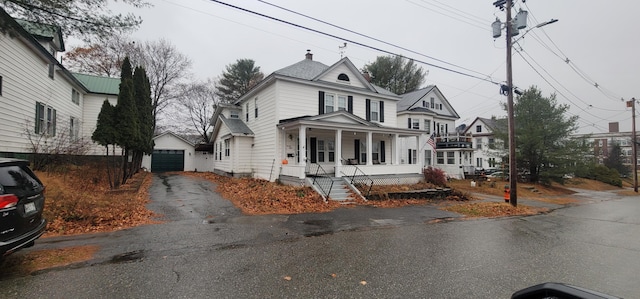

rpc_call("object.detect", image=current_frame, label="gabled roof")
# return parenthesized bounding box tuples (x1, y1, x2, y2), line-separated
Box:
(464, 117, 506, 134)
(270, 55, 396, 97)
(277, 110, 421, 137)
(397, 85, 460, 119)
(398, 85, 436, 111)
(280, 110, 382, 128)
(219, 115, 254, 136)
(153, 131, 195, 146)
(15, 18, 65, 51)
(274, 58, 329, 80)
(73, 73, 120, 95)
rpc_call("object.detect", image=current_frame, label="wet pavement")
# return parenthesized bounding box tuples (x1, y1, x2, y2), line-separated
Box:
(32, 173, 464, 258)
(4, 173, 639, 298)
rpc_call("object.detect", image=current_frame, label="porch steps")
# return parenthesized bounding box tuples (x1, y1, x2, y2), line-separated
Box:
(328, 177, 352, 201)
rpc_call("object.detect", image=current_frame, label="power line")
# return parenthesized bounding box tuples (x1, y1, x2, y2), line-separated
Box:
(207, 0, 502, 86)
(515, 45, 625, 114)
(523, 2, 623, 102)
(408, 0, 490, 31)
(514, 49, 612, 132)
(257, 0, 493, 80)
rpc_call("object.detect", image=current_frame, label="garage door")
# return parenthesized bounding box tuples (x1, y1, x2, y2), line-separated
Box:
(151, 150, 185, 172)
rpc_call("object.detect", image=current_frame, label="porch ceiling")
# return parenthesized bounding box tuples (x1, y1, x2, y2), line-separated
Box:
(278, 118, 422, 137)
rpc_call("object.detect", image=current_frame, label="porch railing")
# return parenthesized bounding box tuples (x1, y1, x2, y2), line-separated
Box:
(306, 163, 333, 200)
(340, 158, 374, 198)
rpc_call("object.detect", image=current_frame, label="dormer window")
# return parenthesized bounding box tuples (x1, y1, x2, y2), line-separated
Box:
(337, 73, 350, 83)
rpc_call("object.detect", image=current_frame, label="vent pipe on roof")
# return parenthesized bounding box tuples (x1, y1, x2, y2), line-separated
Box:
(305, 49, 313, 60)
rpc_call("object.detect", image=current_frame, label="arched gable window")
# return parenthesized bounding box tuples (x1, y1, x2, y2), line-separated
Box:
(337, 73, 350, 82)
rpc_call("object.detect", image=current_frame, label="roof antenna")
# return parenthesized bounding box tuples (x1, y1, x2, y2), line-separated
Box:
(339, 42, 347, 58)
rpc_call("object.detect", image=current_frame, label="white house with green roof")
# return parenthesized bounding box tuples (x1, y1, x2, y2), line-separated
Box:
(1, 9, 206, 172)
(1, 8, 88, 157)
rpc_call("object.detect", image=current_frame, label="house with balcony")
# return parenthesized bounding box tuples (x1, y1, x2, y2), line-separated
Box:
(210, 51, 432, 200)
(396, 86, 474, 179)
(464, 117, 505, 172)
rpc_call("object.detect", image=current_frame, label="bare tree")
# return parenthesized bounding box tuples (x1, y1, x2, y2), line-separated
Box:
(62, 35, 137, 77)
(65, 38, 192, 131)
(23, 119, 92, 171)
(1, 0, 149, 41)
(172, 80, 218, 143)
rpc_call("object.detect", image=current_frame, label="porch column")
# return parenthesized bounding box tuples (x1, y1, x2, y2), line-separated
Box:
(366, 131, 373, 165)
(335, 129, 342, 177)
(298, 126, 306, 178)
(416, 135, 422, 173)
(393, 134, 400, 165)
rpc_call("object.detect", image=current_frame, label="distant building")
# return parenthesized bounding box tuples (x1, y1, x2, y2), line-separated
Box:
(464, 117, 506, 171)
(572, 122, 639, 169)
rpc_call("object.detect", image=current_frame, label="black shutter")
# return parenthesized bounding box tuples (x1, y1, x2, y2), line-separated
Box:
(347, 96, 353, 113)
(52, 109, 56, 136)
(380, 141, 386, 163)
(318, 91, 325, 115)
(354, 139, 360, 160)
(380, 101, 384, 122)
(408, 149, 412, 164)
(408, 118, 412, 129)
(365, 99, 371, 121)
(35, 102, 41, 134)
(310, 137, 317, 163)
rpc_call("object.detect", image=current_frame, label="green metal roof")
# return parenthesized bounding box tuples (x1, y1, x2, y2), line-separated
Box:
(14, 18, 65, 51)
(72, 73, 120, 95)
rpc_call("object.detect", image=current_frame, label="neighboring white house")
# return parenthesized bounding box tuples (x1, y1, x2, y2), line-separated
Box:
(210, 51, 425, 189)
(396, 85, 474, 178)
(0, 8, 121, 158)
(464, 117, 505, 172)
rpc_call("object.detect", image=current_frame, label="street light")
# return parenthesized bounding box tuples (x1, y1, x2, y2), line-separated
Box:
(492, 0, 557, 207)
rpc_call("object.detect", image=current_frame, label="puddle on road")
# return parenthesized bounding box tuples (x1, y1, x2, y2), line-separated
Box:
(108, 250, 145, 264)
(302, 219, 334, 237)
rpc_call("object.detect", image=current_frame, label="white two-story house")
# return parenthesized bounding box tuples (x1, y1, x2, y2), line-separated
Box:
(210, 51, 428, 197)
(397, 86, 475, 178)
(0, 8, 120, 158)
(464, 117, 505, 172)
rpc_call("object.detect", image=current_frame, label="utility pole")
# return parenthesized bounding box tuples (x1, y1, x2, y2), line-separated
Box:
(493, 0, 518, 206)
(630, 98, 638, 192)
(505, 0, 517, 206)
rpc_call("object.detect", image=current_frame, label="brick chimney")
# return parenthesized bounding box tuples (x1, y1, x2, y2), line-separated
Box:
(305, 49, 313, 60)
(609, 122, 619, 133)
(363, 71, 371, 82)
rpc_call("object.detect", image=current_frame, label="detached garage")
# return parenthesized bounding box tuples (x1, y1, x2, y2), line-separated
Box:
(142, 132, 210, 173)
(151, 149, 184, 172)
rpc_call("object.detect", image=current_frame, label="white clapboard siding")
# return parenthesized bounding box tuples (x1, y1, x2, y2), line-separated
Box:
(0, 32, 82, 154)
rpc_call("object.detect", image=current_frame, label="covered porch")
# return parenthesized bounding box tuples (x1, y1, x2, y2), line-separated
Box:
(277, 112, 423, 180)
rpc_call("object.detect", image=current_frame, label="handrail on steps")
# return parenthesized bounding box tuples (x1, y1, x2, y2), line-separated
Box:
(306, 163, 333, 200)
(339, 158, 374, 198)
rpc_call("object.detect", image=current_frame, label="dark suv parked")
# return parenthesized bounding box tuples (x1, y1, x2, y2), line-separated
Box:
(0, 158, 47, 258)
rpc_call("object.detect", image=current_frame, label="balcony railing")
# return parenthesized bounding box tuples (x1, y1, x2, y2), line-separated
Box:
(435, 134, 473, 149)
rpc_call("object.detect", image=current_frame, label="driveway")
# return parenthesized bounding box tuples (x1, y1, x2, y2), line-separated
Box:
(28, 173, 462, 260)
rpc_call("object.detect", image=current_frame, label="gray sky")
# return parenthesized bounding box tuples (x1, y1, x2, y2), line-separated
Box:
(105, 0, 639, 134)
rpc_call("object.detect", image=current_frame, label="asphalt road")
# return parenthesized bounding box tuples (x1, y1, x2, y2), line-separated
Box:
(1, 174, 638, 298)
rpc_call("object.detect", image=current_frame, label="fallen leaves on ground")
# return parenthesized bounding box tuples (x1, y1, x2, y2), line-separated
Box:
(448, 179, 577, 198)
(183, 172, 475, 215)
(0, 245, 98, 279)
(443, 202, 548, 218)
(38, 166, 157, 237)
